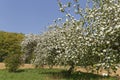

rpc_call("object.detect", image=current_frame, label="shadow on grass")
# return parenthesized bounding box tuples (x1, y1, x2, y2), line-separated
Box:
(8, 69, 25, 73)
(15, 69, 25, 73)
(40, 69, 118, 80)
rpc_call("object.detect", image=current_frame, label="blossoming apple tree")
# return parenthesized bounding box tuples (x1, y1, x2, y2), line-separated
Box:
(21, 0, 120, 74)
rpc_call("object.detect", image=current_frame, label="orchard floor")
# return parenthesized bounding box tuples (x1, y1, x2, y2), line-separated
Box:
(0, 68, 119, 80)
(0, 63, 120, 80)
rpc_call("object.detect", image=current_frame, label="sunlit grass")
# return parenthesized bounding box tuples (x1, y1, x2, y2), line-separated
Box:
(0, 68, 118, 80)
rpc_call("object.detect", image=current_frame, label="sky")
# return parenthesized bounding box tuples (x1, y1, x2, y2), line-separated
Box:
(0, 0, 87, 34)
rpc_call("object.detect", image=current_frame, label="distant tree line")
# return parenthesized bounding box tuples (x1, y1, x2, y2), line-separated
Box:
(0, 31, 24, 62)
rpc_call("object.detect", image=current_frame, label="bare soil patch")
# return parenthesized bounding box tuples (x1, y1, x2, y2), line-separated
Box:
(0, 63, 5, 69)
(0, 63, 35, 69)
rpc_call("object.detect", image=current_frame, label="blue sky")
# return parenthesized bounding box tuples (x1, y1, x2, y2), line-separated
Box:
(0, 0, 86, 34)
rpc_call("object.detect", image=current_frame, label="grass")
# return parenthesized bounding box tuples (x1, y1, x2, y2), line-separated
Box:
(0, 68, 119, 80)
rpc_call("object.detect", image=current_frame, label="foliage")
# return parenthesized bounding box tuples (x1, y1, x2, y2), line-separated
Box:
(21, 34, 37, 63)
(21, 0, 120, 75)
(0, 31, 24, 62)
(4, 54, 23, 72)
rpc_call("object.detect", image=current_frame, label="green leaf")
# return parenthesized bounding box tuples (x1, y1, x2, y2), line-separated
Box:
(67, 2, 71, 7)
(58, 2, 62, 8)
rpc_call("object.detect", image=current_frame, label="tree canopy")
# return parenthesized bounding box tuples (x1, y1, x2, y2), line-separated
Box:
(0, 31, 24, 62)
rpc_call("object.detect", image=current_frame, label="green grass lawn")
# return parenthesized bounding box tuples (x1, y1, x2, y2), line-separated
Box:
(0, 68, 118, 80)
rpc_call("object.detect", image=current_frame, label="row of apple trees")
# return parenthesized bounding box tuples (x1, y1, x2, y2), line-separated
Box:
(21, 0, 120, 74)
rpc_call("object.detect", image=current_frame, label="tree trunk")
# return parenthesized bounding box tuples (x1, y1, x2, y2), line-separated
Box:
(68, 64, 74, 74)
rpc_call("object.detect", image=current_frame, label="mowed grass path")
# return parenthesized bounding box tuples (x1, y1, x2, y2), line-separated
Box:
(0, 68, 118, 80)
